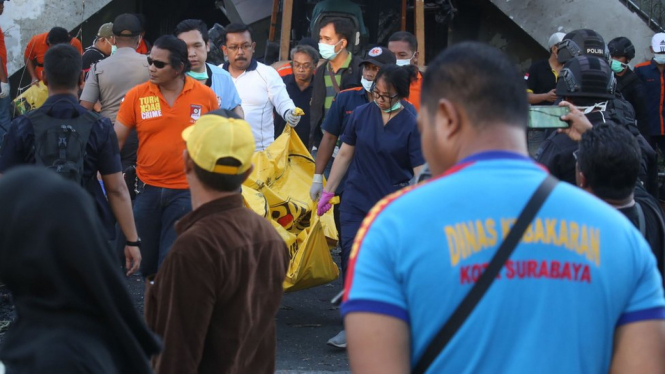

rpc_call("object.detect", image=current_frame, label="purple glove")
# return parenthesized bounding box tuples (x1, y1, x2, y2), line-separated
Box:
(317, 191, 335, 216)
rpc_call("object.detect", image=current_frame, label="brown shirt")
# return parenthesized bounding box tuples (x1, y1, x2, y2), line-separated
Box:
(144, 194, 289, 374)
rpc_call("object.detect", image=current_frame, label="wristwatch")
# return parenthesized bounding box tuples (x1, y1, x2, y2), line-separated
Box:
(126, 238, 142, 247)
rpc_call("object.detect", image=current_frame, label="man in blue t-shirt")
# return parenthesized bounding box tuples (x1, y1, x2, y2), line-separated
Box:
(342, 42, 665, 373)
(175, 19, 243, 118)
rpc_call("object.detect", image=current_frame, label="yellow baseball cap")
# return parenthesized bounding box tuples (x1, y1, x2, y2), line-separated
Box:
(182, 111, 255, 175)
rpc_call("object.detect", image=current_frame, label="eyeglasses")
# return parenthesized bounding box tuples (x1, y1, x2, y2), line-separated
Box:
(372, 91, 398, 102)
(292, 62, 313, 71)
(226, 44, 253, 53)
(147, 57, 168, 69)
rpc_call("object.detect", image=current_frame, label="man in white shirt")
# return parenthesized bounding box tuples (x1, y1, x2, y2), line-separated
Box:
(221, 23, 300, 150)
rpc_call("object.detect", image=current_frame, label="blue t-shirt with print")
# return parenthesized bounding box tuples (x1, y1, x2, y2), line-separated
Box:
(342, 151, 665, 374)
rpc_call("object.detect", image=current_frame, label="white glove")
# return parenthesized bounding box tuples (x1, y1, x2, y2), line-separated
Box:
(285, 108, 301, 127)
(0, 82, 9, 99)
(310, 174, 323, 201)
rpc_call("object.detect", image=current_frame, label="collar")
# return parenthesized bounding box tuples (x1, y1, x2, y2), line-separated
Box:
(328, 52, 353, 72)
(43, 93, 79, 106)
(205, 64, 213, 87)
(114, 47, 141, 56)
(222, 58, 259, 73)
(175, 194, 245, 234)
(457, 150, 533, 165)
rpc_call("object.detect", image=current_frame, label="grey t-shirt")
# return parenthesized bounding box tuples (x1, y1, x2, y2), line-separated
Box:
(81, 47, 149, 167)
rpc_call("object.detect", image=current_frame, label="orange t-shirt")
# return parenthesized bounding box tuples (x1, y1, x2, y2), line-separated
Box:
(0, 27, 7, 77)
(116, 77, 220, 189)
(136, 39, 150, 55)
(409, 71, 423, 112)
(24, 32, 83, 81)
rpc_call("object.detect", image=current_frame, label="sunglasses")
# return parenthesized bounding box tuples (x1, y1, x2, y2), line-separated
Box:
(147, 57, 169, 69)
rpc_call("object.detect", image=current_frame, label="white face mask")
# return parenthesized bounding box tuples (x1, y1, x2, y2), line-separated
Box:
(655, 54, 665, 65)
(396, 52, 415, 66)
(361, 77, 373, 92)
(576, 101, 608, 114)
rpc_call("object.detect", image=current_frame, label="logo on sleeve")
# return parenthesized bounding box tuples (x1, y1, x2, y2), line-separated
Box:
(190, 104, 202, 122)
(139, 96, 162, 120)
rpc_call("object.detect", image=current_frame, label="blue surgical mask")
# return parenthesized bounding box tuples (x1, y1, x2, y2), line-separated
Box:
(319, 41, 342, 60)
(187, 70, 209, 80)
(361, 77, 373, 92)
(375, 100, 402, 113)
(611, 59, 626, 73)
(111, 45, 117, 55)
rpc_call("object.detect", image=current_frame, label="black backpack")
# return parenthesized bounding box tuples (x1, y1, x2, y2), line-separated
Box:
(26, 101, 98, 185)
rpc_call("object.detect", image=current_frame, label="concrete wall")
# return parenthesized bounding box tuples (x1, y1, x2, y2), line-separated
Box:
(2, 0, 112, 77)
(489, 0, 656, 66)
(449, 0, 548, 73)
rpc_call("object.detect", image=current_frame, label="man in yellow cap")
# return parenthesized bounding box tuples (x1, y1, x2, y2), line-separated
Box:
(144, 108, 289, 374)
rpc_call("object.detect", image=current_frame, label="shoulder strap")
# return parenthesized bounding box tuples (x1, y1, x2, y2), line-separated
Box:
(634, 201, 647, 237)
(412, 174, 558, 374)
(327, 63, 341, 93)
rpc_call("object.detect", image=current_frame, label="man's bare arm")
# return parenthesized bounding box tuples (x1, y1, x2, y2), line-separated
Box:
(610, 320, 665, 374)
(114, 121, 132, 150)
(345, 313, 411, 374)
(233, 105, 244, 119)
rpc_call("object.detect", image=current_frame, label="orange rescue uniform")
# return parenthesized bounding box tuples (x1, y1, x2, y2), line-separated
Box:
(24, 32, 83, 81)
(116, 77, 219, 189)
(409, 71, 423, 111)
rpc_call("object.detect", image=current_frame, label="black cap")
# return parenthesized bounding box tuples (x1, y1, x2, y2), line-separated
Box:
(608, 37, 636, 60)
(46, 27, 71, 45)
(112, 14, 142, 37)
(556, 55, 615, 100)
(557, 29, 608, 64)
(360, 46, 396, 68)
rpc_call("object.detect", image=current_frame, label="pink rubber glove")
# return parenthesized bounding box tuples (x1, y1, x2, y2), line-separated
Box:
(317, 191, 335, 216)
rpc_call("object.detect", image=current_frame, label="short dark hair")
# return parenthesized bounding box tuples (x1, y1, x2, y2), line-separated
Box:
(192, 109, 247, 192)
(389, 31, 418, 51)
(152, 35, 191, 73)
(374, 64, 417, 99)
(422, 42, 529, 128)
(174, 19, 209, 43)
(47, 27, 71, 45)
(320, 18, 354, 48)
(290, 45, 319, 66)
(44, 44, 81, 90)
(193, 158, 246, 192)
(577, 123, 640, 200)
(224, 23, 253, 43)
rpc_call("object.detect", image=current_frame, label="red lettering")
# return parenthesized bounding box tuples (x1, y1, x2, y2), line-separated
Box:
(561, 262, 572, 280)
(471, 264, 483, 282)
(505, 260, 514, 279)
(460, 266, 471, 284)
(536, 260, 548, 278)
(527, 260, 538, 278)
(572, 263, 583, 280)
(517, 261, 527, 278)
(580, 265, 591, 283)
(550, 261, 561, 278)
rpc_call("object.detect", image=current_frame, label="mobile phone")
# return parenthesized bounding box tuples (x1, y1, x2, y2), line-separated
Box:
(528, 105, 570, 129)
